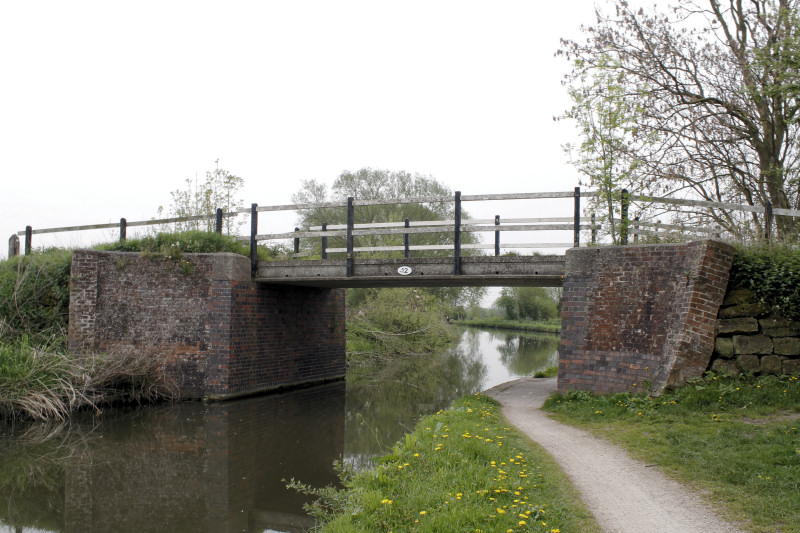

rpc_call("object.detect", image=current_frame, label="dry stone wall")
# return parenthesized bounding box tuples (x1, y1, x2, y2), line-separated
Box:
(710, 288, 800, 376)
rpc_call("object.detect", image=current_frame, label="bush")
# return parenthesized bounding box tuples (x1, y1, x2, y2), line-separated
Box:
(346, 288, 458, 359)
(0, 249, 72, 344)
(729, 245, 800, 321)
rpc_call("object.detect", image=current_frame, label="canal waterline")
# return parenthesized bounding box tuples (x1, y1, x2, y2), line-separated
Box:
(0, 328, 558, 533)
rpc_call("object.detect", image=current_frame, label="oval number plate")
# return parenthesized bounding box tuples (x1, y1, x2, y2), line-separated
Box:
(397, 266, 413, 276)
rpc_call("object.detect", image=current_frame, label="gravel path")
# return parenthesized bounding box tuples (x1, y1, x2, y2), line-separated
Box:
(484, 377, 745, 533)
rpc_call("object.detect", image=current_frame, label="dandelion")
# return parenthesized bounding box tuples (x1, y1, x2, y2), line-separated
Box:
(419, 510, 427, 516)
(381, 499, 393, 505)
(518, 520, 527, 526)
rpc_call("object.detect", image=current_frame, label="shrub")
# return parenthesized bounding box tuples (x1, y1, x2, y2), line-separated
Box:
(729, 244, 800, 320)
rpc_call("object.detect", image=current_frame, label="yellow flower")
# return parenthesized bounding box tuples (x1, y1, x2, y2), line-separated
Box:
(497, 508, 505, 514)
(381, 499, 392, 504)
(518, 520, 526, 526)
(419, 510, 427, 516)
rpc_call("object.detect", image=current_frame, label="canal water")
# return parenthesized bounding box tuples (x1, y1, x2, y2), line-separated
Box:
(0, 327, 558, 533)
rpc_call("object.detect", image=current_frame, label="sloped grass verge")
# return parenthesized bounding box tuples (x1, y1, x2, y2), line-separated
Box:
(544, 373, 800, 532)
(453, 318, 561, 334)
(290, 394, 600, 533)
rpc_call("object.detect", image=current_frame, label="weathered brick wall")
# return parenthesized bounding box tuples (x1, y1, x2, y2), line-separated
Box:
(68, 250, 345, 399)
(558, 240, 734, 395)
(710, 288, 800, 376)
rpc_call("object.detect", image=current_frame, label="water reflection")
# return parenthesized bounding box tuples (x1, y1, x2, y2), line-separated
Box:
(0, 381, 345, 533)
(344, 328, 559, 462)
(0, 327, 559, 532)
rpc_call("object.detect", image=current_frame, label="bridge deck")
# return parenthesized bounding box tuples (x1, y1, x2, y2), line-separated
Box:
(255, 256, 565, 288)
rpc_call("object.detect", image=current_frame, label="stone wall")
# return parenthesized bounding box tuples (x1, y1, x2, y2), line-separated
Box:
(710, 288, 800, 376)
(558, 240, 735, 395)
(68, 250, 346, 399)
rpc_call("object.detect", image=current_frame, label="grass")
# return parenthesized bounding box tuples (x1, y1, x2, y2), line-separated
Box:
(543, 373, 800, 532)
(533, 366, 559, 379)
(290, 393, 600, 533)
(0, 336, 177, 421)
(453, 318, 562, 334)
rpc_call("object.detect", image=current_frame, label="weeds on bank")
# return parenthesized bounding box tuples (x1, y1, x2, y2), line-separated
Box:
(452, 318, 561, 335)
(288, 394, 600, 533)
(0, 336, 177, 421)
(544, 373, 800, 532)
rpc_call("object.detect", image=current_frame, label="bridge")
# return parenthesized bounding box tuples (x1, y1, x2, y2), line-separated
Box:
(15, 188, 792, 401)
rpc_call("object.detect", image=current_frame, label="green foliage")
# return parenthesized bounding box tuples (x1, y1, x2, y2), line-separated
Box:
(560, 55, 645, 244)
(346, 288, 458, 359)
(0, 249, 72, 344)
(156, 161, 245, 235)
(533, 366, 559, 379)
(545, 373, 800, 532)
(729, 244, 800, 321)
(302, 394, 600, 532)
(0, 336, 177, 421)
(495, 287, 559, 322)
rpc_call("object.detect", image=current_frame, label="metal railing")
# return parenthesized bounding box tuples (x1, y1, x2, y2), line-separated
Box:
(10, 187, 800, 277)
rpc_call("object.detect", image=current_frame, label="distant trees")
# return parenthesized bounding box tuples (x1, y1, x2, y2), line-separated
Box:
(495, 287, 559, 321)
(292, 168, 486, 313)
(560, 0, 800, 239)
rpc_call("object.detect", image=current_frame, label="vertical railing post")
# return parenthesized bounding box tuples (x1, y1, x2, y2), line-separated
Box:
(404, 218, 410, 259)
(24, 226, 32, 255)
(8, 235, 19, 257)
(764, 201, 774, 243)
(215, 208, 223, 234)
(591, 213, 597, 244)
(453, 191, 462, 275)
(249, 203, 258, 276)
(620, 189, 629, 245)
(293, 227, 300, 254)
(494, 215, 500, 256)
(573, 186, 581, 248)
(321, 222, 328, 259)
(119, 218, 127, 242)
(634, 216, 640, 244)
(346, 197, 354, 277)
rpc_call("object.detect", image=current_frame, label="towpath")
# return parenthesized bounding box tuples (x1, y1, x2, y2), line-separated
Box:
(484, 377, 745, 533)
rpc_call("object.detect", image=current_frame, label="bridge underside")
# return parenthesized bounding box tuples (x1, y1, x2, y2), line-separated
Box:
(254, 256, 565, 288)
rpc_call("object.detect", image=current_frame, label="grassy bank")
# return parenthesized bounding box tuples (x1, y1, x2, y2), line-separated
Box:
(544, 373, 800, 532)
(0, 336, 177, 421)
(453, 318, 561, 334)
(291, 393, 600, 533)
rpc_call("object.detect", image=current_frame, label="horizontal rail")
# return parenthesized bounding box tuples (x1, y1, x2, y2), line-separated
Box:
(325, 242, 578, 253)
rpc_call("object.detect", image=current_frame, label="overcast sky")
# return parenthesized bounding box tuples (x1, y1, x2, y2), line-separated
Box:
(1, 0, 612, 257)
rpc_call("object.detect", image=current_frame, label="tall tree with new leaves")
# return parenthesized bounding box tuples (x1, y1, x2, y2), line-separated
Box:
(561, 55, 645, 243)
(560, 0, 800, 238)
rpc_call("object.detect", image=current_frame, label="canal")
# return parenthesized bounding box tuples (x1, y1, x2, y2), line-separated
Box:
(0, 327, 558, 533)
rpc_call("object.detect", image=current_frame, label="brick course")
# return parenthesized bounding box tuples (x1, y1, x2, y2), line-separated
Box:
(558, 240, 734, 395)
(68, 251, 345, 399)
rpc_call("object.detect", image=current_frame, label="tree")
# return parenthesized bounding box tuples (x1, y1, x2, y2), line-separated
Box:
(559, 0, 800, 239)
(561, 55, 647, 243)
(158, 160, 245, 235)
(291, 168, 486, 313)
(495, 287, 559, 321)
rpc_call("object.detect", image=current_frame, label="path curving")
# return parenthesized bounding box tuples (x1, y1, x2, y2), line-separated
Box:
(484, 377, 744, 533)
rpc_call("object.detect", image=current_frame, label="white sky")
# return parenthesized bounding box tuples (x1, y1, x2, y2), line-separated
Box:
(1, 0, 611, 258)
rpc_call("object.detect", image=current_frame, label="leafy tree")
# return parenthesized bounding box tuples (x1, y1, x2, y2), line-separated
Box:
(495, 287, 559, 321)
(158, 160, 245, 235)
(292, 168, 486, 313)
(559, 0, 800, 239)
(561, 55, 647, 243)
